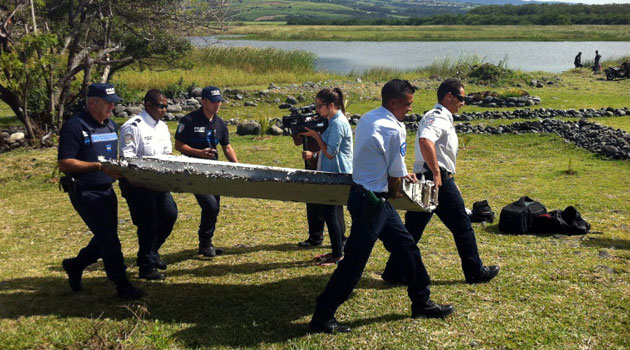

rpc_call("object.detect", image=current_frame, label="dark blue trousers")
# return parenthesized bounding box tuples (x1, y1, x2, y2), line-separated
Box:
(194, 194, 220, 243)
(68, 184, 127, 283)
(120, 180, 178, 268)
(306, 204, 346, 245)
(313, 185, 431, 320)
(383, 172, 483, 281)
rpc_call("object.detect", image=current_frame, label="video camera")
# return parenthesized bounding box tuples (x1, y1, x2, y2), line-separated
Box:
(279, 103, 328, 136)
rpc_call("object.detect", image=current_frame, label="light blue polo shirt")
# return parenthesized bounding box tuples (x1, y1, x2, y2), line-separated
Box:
(352, 106, 408, 193)
(320, 110, 353, 174)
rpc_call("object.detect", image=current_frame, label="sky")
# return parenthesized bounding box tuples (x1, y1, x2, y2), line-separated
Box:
(529, 0, 630, 3)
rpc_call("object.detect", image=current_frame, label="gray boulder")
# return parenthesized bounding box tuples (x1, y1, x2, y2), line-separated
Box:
(244, 101, 257, 107)
(236, 121, 261, 136)
(286, 96, 298, 105)
(9, 132, 25, 143)
(167, 104, 182, 113)
(189, 87, 202, 98)
(114, 105, 126, 116)
(126, 106, 143, 116)
(267, 124, 284, 136)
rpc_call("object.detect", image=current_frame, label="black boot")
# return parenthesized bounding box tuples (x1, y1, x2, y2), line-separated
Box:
(116, 280, 145, 300)
(198, 239, 223, 257)
(62, 258, 84, 292)
(139, 265, 165, 280)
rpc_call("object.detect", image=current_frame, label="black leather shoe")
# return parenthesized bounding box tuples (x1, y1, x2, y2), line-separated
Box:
(308, 317, 351, 334)
(155, 258, 167, 270)
(466, 265, 500, 284)
(411, 300, 454, 319)
(62, 258, 83, 292)
(298, 239, 323, 248)
(198, 244, 223, 257)
(139, 267, 165, 280)
(117, 285, 145, 300)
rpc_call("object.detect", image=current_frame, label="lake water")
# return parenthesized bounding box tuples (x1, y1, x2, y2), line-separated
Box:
(191, 37, 630, 73)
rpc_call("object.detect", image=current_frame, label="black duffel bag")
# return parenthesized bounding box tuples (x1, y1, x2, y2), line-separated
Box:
(531, 206, 591, 235)
(499, 196, 547, 234)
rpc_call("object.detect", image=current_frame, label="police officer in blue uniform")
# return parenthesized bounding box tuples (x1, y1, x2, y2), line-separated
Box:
(308, 79, 454, 334)
(119, 89, 178, 280)
(382, 78, 499, 285)
(59, 83, 143, 300)
(175, 86, 239, 257)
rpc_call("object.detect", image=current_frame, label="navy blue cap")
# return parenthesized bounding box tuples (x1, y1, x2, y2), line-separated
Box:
(201, 86, 224, 102)
(87, 83, 122, 103)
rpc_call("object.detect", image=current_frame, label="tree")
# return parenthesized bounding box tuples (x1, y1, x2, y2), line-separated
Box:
(0, 0, 234, 142)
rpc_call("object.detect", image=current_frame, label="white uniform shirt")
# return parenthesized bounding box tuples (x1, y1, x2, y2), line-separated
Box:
(413, 103, 458, 174)
(353, 106, 408, 193)
(119, 110, 172, 158)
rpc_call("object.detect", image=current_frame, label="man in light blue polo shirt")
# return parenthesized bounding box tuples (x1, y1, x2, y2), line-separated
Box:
(308, 79, 454, 334)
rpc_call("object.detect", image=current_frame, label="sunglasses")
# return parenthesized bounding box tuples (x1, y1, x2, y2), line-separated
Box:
(150, 101, 168, 109)
(451, 93, 465, 102)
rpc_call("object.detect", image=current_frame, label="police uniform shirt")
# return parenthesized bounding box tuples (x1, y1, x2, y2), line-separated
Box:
(119, 110, 172, 158)
(353, 106, 408, 193)
(58, 111, 118, 186)
(414, 103, 458, 174)
(174, 108, 229, 160)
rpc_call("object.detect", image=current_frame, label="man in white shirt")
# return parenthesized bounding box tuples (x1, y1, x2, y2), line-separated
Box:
(119, 89, 178, 280)
(382, 78, 499, 285)
(309, 79, 454, 335)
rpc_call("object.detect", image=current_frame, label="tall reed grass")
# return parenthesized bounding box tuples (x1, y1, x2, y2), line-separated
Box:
(114, 46, 325, 91)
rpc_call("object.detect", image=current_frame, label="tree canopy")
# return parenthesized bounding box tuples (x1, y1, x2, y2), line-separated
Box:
(0, 0, 232, 141)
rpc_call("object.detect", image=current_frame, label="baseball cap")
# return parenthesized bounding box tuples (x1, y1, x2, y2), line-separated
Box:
(201, 86, 224, 102)
(87, 83, 122, 103)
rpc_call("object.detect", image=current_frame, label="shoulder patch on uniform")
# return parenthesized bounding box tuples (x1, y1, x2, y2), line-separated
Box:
(124, 133, 134, 145)
(400, 142, 407, 157)
(425, 116, 436, 126)
(177, 123, 185, 134)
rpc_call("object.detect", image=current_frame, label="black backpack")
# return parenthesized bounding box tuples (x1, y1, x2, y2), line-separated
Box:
(499, 196, 547, 234)
(531, 206, 591, 235)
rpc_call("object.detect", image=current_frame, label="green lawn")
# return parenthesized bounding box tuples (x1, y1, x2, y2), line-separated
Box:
(0, 113, 629, 349)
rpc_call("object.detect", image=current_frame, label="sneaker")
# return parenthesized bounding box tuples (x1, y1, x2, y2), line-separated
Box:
(62, 258, 83, 292)
(298, 239, 323, 248)
(314, 253, 343, 266)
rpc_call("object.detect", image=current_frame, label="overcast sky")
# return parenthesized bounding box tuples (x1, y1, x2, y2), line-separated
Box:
(529, 0, 630, 3)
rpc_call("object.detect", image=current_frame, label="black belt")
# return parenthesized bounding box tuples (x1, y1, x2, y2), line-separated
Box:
(422, 164, 453, 177)
(351, 183, 388, 199)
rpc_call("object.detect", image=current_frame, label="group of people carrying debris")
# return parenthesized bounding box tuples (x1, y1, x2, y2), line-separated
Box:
(58, 78, 500, 333)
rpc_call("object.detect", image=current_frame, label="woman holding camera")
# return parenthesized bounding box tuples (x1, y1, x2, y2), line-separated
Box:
(300, 88, 353, 265)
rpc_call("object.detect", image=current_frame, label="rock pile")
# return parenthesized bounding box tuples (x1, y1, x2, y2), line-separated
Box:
(455, 118, 630, 160)
(0, 127, 27, 153)
(464, 94, 541, 108)
(455, 107, 629, 122)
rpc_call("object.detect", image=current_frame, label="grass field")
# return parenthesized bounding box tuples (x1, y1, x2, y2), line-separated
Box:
(225, 24, 630, 41)
(1, 43, 630, 349)
(1, 118, 629, 349)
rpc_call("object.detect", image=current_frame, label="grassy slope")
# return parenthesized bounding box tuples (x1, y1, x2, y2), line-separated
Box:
(226, 24, 630, 41)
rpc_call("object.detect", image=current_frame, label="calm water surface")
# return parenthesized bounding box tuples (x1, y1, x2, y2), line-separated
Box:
(191, 37, 630, 73)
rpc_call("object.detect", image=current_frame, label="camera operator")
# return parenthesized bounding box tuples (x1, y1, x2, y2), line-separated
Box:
(299, 88, 352, 265)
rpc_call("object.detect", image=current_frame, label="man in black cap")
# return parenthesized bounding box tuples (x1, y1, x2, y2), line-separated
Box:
(58, 83, 144, 299)
(175, 86, 239, 257)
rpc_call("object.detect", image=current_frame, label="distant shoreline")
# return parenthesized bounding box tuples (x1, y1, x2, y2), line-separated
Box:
(224, 24, 630, 42)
